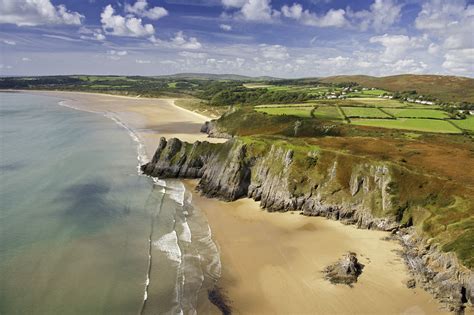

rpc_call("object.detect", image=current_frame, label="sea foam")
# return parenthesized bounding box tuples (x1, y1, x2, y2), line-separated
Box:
(153, 231, 182, 264)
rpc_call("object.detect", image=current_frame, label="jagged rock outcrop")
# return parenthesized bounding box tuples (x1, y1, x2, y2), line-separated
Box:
(201, 121, 232, 139)
(324, 252, 364, 286)
(141, 137, 474, 313)
(397, 228, 474, 313)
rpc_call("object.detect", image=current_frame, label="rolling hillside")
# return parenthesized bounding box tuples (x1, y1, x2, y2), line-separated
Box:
(155, 73, 279, 81)
(320, 74, 474, 103)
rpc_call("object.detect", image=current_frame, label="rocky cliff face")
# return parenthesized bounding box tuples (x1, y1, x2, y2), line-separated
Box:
(141, 136, 473, 313)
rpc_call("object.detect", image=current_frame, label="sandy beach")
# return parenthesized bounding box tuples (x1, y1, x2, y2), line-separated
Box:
(24, 90, 449, 314)
(185, 180, 448, 315)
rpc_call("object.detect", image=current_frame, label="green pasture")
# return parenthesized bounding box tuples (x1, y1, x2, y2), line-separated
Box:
(341, 107, 391, 118)
(384, 108, 448, 119)
(313, 106, 343, 120)
(255, 107, 313, 118)
(351, 118, 462, 133)
(451, 116, 474, 132)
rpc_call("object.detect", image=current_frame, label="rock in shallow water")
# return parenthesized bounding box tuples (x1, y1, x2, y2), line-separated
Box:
(324, 252, 364, 287)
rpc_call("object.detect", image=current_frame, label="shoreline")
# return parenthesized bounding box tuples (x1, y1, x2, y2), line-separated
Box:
(9, 90, 451, 314)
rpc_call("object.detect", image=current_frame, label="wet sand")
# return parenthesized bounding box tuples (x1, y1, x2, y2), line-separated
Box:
(23, 91, 449, 314)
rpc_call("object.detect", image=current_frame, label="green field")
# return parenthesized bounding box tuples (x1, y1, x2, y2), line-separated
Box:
(384, 108, 448, 119)
(451, 116, 474, 132)
(341, 107, 390, 118)
(314, 98, 407, 108)
(255, 103, 315, 108)
(351, 118, 462, 133)
(348, 98, 407, 107)
(255, 107, 313, 118)
(313, 106, 343, 120)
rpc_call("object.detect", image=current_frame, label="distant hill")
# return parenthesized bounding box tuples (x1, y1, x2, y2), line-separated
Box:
(320, 74, 474, 103)
(155, 73, 279, 81)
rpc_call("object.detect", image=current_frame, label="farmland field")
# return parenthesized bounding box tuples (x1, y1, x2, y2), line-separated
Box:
(315, 98, 407, 108)
(348, 98, 407, 107)
(451, 116, 474, 132)
(351, 118, 462, 133)
(313, 106, 343, 120)
(341, 107, 391, 118)
(255, 103, 315, 108)
(384, 108, 448, 119)
(255, 107, 313, 118)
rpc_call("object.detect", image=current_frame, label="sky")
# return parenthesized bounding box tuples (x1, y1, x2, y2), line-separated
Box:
(0, 0, 473, 78)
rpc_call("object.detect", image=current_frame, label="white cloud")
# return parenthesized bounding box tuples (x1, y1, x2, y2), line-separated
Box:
(389, 59, 428, 74)
(79, 27, 106, 41)
(370, 34, 425, 62)
(220, 24, 232, 31)
(415, 0, 473, 50)
(222, 0, 247, 7)
(347, 0, 402, 31)
(316, 56, 350, 67)
(42, 34, 82, 42)
(21, 57, 31, 62)
(2, 39, 15, 45)
(234, 0, 400, 29)
(136, 59, 151, 64)
(222, 0, 280, 22)
(428, 43, 440, 55)
(171, 31, 202, 49)
(101, 4, 154, 37)
(125, 0, 168, 20)
(107, 50, 128, 60)
(260, 44, 289, 60)
(415, 0, 470, 31)
(415, 0, 473, 75)
(282, 3, 347, 27)
(442, 48, 474, 73)
(179, 51, 207, 59)
(0, 0, 84, 26)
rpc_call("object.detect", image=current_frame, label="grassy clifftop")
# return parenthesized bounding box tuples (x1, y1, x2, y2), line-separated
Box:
(205, 107, 474, 268)
(320, 74, 474, 103)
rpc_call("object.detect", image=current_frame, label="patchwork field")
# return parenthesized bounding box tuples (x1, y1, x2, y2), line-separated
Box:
(341, 107, 391, 118)
(255, 107, 313, 118)
(351, 118, 462, 133)
(451, 116, 474, 132)
(384, 108, 448, 119)
(313, 106, 343, 120)
(313, 98, 406, 108)
(255, 103, 315, 108)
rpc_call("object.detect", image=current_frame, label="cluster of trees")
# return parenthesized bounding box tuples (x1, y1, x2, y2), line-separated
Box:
(269, 79, 322, 86)
(201, 85, 312, 106)
(0, 76, 209, 97)
(442, 102, 474, 119)
(332, 81, 359, 88)
(0, 76, 83, 89)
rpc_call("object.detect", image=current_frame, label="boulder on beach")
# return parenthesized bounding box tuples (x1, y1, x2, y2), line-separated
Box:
(324, 252, 364, 286)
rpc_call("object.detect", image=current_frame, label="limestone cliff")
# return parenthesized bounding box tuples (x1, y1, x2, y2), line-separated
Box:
(142, 136, 473, 313)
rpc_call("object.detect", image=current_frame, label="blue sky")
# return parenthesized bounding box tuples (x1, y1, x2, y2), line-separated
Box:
(0, 0, 473, 77)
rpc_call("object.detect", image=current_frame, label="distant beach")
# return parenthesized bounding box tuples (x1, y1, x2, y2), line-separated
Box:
(23, 90, 448, 314)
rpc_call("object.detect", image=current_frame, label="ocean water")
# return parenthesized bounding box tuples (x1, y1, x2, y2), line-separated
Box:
(0, 92, 220, 314)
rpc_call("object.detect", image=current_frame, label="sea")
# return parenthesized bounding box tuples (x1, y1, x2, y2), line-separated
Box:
(0, 92, 220, 315)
